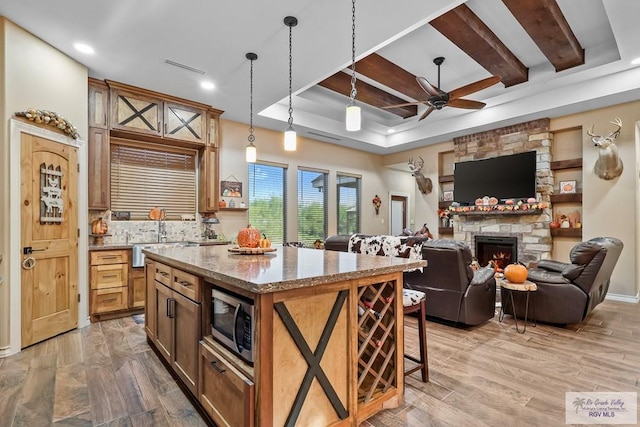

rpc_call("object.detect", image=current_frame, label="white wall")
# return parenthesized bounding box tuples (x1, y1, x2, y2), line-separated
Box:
(218, 119, 391, 241)
(0, 18, 88, 355)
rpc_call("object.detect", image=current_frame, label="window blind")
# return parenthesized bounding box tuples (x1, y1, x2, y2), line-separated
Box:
(248, 162, 287, 244)
(110, 141, 196, 219)
(337, 173, 361, 235)
(298, 168, 328, 246)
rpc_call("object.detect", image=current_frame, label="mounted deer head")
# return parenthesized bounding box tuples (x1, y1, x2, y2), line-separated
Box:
(587, 117, 623, 180)
(408, 156, 433, 195)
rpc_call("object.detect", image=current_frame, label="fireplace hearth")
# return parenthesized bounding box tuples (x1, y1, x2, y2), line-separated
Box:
(475, 236, 518, 272)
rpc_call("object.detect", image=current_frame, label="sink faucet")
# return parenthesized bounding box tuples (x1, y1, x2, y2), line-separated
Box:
(158, 208, 167, 242)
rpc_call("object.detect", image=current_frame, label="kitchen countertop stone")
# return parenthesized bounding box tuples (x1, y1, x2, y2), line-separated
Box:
(143, 245, 427, 294)
(89, 239, 231, 251)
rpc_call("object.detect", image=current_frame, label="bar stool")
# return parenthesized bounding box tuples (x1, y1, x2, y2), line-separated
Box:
(402, 288, 429, 382)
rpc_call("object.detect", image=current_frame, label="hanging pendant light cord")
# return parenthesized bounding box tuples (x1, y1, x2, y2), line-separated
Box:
(349, 0, 357, 103)
(288, 23, 294, 128)
(248, 57, 255, 143)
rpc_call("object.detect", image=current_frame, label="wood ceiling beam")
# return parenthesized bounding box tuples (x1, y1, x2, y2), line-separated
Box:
(355, 53, 426, 101)
(318, 72, 417, 118)
(502, 0, 584, 72)
(430, 3, 528, 87)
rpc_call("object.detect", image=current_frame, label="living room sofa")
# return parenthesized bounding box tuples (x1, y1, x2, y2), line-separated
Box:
(325, 234, 496, 326)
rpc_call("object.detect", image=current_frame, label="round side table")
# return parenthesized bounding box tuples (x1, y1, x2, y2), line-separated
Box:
(497, 279, 537, 333)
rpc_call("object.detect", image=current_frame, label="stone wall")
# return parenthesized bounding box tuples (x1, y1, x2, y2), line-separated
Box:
(452, 119, 554, 265)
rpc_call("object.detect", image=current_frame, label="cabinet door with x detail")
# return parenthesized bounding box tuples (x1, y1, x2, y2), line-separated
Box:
(164, 103, 206, 144)
(111, 89, 163, 136)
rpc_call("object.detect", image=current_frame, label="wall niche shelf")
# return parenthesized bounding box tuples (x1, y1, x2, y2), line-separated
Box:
(550, 228, 582, 238)
(550, 193, 582, 203)
(551, 158, 582, 170)
(438, 227, 453, 235)
(218, 207, 248, 212)
(438, 174, 454, 183)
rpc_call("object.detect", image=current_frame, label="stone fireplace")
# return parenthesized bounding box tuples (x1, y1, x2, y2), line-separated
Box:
(452, 119, 553, 265)
(475, 235, 517, 271)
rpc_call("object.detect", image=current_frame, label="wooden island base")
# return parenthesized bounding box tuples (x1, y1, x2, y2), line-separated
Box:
(143, 245, 426, 426)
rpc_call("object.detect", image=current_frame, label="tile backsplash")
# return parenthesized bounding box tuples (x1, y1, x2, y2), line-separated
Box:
(89, 211, 217, 244)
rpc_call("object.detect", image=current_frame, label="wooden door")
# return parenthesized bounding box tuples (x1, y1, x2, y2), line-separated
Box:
(155, 281, 173, 362)
(20, 133, 78, 348)
(172, 291, 200, 394)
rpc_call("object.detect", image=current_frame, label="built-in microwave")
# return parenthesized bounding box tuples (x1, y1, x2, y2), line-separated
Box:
(210, 286, 255, 364)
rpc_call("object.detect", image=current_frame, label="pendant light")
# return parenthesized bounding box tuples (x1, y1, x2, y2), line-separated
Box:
(284, 16, 298, 151)
(245, 52, 258, 163)
(345, 0, 361, 131)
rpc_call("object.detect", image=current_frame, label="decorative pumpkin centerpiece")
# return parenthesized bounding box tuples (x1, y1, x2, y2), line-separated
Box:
(91, 217, 108, 235)
(237, 224, 261, 248)
(504, 263, 528, 284)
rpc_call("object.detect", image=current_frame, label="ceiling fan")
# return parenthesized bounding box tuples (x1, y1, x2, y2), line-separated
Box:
(384, 57, 501, 121)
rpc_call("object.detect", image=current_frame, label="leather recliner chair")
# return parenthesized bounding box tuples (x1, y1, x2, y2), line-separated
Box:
(502, 237, 623, 324)
(324, 235, 497, 326)
(403, 239, 496, 326)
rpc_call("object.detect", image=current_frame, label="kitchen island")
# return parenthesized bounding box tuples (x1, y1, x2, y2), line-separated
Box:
(143, 244, 426, 426)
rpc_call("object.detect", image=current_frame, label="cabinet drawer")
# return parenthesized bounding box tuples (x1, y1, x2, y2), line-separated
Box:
(199, 342, 254, 427)
(155, 262, 172, 287)
(172, 268, 200, 301)
(90, 264, 128, 289)
(91, 287, 128, 314)
(90, 250, 129, 265)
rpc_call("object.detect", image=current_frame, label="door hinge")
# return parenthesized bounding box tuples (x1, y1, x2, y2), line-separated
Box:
(78, 294, 81, 303)
(77, 163, 80, 172)
(78, 228, 80, 237)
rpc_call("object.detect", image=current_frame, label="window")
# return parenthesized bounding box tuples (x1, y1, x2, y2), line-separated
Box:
(298, 168, 328, 246)
(110, 140, 196, 219)
(337, 173, 361, 235)
(248, 162, 287, 244)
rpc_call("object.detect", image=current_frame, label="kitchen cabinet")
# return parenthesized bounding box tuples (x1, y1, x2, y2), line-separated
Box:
(145, 260, 156, 341)
(88, 78, 109, 129)
(110, 85, 163, 137)
(199, 340, 254, 427)
(152, 261, 201, 394)
(198, 146, 219, 213)
(164, 102, 206, 144)
(89, 250, 129, 316)
(206, 109, 222, 147)
(87, 127, 110, 210)
(130, 267, 146, 308)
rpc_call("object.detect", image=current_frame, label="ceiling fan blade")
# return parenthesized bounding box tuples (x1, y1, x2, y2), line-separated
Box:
(416, 76, 440, 97)
(447, 98, 486, 109)
(381, 101, 427, 109)
(448, 76, 501, 100)
(418, 106, 436, 121)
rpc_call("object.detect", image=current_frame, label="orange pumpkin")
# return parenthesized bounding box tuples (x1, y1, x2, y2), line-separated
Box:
(237, 224, 261, 248)
(91, 218, 108, 235)
(504, 264, 528, 284)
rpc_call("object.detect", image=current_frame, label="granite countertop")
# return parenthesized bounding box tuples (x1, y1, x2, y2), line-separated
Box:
(89, 239, 231, 251)
(143, 245, 427, 294)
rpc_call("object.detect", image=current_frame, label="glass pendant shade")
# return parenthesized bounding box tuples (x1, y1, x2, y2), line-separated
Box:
(245, 142, 257, 162)
(346, 104, 361, 131)
(284, 126, 297, 151)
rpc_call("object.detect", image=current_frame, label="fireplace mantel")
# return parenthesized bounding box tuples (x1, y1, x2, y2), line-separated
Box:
(452, 208, 543, 217)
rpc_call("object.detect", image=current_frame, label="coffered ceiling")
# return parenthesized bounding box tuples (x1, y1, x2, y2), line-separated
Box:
(2, 0, 639, 154)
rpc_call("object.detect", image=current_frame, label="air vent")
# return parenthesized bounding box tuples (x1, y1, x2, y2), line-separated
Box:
(164, 59, 205, 75)
(307, 131, 341, 141)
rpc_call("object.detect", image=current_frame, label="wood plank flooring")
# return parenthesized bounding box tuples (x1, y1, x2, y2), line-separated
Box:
(1, 300, 639, 426)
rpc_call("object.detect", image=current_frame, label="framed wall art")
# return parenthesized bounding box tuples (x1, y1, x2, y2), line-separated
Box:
(443, 190, 454, 201)
(221, 176, 242, 198)
(559, 180, 576, 194)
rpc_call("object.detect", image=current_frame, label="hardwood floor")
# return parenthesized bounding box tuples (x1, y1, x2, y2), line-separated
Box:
(1, 300, 639, 426)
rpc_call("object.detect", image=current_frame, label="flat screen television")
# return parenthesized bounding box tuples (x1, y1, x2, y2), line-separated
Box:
(453, 151, 536, 204)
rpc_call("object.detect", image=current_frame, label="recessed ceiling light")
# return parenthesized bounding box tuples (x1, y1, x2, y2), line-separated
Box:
(74, 43, 94, 54)
(387, 129, 396, 134)
(201, 81, 215, 90)
(631, 57, 640, 65)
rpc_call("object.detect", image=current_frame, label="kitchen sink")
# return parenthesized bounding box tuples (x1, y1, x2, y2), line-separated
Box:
(132, 242, 199, 267)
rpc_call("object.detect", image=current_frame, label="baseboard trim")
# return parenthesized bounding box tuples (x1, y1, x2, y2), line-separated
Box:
(605, 293, 639, 303)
